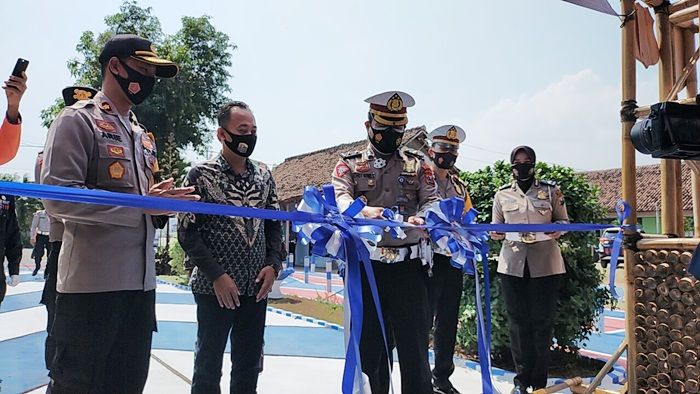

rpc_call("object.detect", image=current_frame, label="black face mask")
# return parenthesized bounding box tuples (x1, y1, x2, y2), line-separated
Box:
(368, 126, 403, 154)
(223, 128, 257, 157)
(511, 163, 535, 181)
(433, 152, 457, 169)
(111, 60, 156, 105)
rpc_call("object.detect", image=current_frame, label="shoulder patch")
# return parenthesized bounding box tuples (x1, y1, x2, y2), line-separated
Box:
(402, 148, 424, 159)
(69, 99, 95, 110)
(341, 151, 362, 160)
(451, 174, 467, 186)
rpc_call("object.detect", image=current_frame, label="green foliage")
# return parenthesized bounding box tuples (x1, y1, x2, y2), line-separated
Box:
(458, 161, 612, 355)
(169, 240, 187, 277)
(40, 0, 234, 169)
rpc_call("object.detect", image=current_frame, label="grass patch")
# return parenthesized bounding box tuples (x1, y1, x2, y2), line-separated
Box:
(268, 295, 344, 326)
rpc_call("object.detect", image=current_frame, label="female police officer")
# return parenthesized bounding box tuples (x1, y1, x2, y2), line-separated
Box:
(490, 146, 568, 394)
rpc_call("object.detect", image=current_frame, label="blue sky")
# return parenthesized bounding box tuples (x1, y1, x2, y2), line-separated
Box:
(0, 0, 665, 178)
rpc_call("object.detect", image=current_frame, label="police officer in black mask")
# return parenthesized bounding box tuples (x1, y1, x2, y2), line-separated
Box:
(426, 125, 470, 394)
(490, 146, 569, 393)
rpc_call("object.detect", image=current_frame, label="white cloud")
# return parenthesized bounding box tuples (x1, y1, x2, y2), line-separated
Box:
(455, 69, 659, 172)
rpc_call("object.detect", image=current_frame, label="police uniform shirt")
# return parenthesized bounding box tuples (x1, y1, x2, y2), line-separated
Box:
(41, 90, 159, 293)
(332, 144, 439, 247)
(31, 210, 51, 234)
(35, 151, 65, 243)
(491, 180, 569, 278)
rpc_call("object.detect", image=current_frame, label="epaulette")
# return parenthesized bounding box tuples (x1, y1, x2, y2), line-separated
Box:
(68, 99, 94, 110)
(451, 174, 467, 186)
(498, 183, 512, 191)
(540, 179, 557, 187)
(341, 151, 362, 160)
(402, 148, 424, 159)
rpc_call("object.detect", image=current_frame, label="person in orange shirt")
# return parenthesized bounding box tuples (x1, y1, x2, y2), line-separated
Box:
(0, 72, 27, 165)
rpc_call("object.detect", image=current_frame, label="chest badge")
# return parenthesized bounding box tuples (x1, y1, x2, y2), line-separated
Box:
(355, 161, 370, 173)
(107, 144, 125, 158)
(403, 160, 416, 174)
(373, 158, 386, 169)
(96, 119, 117, 132)
(108, 161, 126, 180)
(537, 190, 547, 200)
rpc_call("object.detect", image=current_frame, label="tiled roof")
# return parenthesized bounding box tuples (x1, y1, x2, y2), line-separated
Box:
(582, 163, 693, 213)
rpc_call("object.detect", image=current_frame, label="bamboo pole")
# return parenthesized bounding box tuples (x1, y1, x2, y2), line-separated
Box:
(672, 26, 686, 237)
(670, 4, 698, 25)
(621, 0, 638, 391)
(670, 0, 699, 14)
(635, 96, 698, 117)
(637, 237, 700, 250)
(532, 377, 583, 394)
(583, 340, 628, 394)
(657, 5, 679, 236)
(693, 4, 700, 237)
(666, 46, 700, 101)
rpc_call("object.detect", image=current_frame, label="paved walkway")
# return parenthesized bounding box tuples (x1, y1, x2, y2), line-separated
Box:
(0, 253, 627, 393)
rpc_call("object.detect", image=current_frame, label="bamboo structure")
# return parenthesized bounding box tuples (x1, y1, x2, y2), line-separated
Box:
(616, 0, 700, 392)
(656, 3, 679, 236)
(621, 1, 639, 391)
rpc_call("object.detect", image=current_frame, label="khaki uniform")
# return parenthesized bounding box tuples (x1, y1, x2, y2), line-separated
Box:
(41, 91, 159, 293)
(491, 180, 569, 278)
(333, 143, 439, 394)
(332, 144, 439, 249)
(435, 173, 470, 206)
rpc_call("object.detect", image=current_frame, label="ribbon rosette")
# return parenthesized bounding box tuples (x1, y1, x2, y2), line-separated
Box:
(425, 197, 489, 273)
(425, 197, 494, 394)
(292, 184, 402, 394)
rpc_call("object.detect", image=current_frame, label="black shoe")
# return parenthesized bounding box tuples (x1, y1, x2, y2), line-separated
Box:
(32, 268, 39, 276)
(433, 379, 461, 394)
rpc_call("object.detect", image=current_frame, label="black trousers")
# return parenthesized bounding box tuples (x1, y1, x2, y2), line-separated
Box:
(42, 241, 61, 370)
(33, 233, 50, 269)
(428, 254, 464, 384)
(0, 265, 5, 308)
(499, 266, 562, 390)
(48, 290, 156, 394)
(359, 258, 432, 394)
(191, 294, 267, 394)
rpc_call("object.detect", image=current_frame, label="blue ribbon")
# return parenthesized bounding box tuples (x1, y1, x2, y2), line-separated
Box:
(426, 198, 493, 394)
(291, 185, 395, 394)
(607, 200, 632, 299)
(0, 181, 633, 393)
(278, 267, 295, 281)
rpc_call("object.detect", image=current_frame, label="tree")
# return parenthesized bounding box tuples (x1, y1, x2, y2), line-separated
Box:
(40, 0, 234, 161)
(457, 161, 613, 361)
